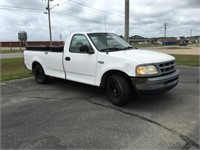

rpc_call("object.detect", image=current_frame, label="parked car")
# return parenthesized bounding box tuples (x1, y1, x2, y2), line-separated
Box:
(179, 42, 187, 46)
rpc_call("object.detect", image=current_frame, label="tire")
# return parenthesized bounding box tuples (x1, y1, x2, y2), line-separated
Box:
(106, 75, 131, 106)
(33, 64, 49, 84)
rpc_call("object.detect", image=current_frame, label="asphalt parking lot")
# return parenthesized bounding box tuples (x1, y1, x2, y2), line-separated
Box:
(1, 66, 199, 149)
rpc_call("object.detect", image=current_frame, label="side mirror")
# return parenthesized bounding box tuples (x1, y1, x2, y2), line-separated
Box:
(80, 45, 94, 54)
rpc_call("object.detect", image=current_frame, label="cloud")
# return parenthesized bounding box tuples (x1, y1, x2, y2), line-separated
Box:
(1, 0, 199, 41)
(179, 0, 200, 8)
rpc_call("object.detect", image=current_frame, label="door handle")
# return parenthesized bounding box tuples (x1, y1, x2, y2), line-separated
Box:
(65, 57, 71, 61)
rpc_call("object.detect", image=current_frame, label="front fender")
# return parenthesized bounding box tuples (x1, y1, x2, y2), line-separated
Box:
(95, 61, 132, 86)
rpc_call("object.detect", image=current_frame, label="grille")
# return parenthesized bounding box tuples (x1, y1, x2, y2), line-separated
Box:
(158, 60, 176, 75)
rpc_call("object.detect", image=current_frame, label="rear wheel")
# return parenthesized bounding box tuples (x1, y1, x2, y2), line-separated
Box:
(106, 75, 131, 106)
(33, 64, 49, 84)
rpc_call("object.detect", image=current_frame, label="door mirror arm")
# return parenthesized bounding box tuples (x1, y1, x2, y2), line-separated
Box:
(88, 50, 94, 54)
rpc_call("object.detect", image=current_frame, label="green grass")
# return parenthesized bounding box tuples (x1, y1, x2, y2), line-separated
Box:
(172, 54, 199, 66)
(0, 50, 24, 54)
(1, 58, 32, 82)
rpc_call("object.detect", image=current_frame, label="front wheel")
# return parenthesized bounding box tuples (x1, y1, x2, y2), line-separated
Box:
(106, 75, 131, 106)
(33, 64, 49, 84)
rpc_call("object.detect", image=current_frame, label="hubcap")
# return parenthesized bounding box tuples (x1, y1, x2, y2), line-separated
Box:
(110, 83, 119, 99)
(36, 69, 42, 79)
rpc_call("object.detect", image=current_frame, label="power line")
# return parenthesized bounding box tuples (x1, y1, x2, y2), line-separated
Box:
(60, 0, 137, 23)
(60, 0, 124, 18)
(52, 11, 103, 24)
(0, 4, 100, 23)
(0, 5, 103, 24)
(0, 4, 123, 27)
(1, 5, 199, 37)
(0, 7, 44, 13)
(0, 5, 44, 11)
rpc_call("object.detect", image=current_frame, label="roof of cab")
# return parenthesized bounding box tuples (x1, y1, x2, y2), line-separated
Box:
(70, 32, 111, 35)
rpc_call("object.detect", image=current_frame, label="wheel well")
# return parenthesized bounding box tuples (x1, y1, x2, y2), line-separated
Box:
(32, 61, 41, 71)
(100, 70, 132, 88)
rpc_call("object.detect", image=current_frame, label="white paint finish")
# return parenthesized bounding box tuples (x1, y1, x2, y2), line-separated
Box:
(95, 49, 175, 85)
(63, 33, 98, 85)
(63, 52, 98, 85)
(40, 52, 65, 79)
(103, 49, 175, 65)
(24, 51, 65, 79)
(24, 32, 176, 87)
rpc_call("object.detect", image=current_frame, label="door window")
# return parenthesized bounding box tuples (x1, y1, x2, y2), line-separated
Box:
(69, 34, 92, 53)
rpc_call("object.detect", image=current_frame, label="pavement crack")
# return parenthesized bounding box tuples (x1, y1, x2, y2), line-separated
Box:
(1, 89, 67, 96)
(181, 142, 193, 149)
(28, 96, 86, 101)
(85, 95, 200, 149)
(19, 135, 67, 149)
(27, 93, 100, 102)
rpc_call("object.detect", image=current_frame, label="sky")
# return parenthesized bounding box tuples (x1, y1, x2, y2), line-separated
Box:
(0, 0, 200, 41)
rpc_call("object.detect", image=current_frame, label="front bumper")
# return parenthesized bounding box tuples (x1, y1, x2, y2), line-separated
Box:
(131, 70, 180, 96)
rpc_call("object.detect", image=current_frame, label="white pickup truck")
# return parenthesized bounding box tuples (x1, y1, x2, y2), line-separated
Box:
(24, 32, 179, 106)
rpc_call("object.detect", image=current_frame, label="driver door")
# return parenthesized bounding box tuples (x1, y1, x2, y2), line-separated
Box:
(64, 34, 98, 85)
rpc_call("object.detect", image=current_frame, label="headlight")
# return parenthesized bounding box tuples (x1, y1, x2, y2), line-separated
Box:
(136, 65, 158, 76)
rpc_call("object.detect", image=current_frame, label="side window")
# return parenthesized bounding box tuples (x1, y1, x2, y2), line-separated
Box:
(69, 34, 92, 53)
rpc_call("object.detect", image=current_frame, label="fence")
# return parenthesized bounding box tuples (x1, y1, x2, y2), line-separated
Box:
(0, 41, 64, 50)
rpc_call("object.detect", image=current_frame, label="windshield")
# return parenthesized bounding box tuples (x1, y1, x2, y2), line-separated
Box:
(88, 33, 133, 52)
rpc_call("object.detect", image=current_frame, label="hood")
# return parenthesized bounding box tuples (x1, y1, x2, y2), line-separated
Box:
(107, 49, 175, 64)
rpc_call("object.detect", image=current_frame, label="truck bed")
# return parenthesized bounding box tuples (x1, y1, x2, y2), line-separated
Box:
(26, 46, 64, 52)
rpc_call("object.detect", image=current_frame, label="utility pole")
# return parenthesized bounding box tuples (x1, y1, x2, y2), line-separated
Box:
(44, 0, 58, 45)
(164, 23, 167, 45)
(190, 29, 192, 37)
(124, 0, 129, 42)
(60, 34, 62, 41)
(47, 0, 52, 46)
(190, 29, 192, 43)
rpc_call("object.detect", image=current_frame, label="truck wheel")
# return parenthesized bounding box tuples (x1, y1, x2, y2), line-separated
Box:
(33, 64, 49, 84)
(106, 75, 131, 106)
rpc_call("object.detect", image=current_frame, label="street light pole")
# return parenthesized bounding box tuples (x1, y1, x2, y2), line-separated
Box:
(47, 0, 52, 46)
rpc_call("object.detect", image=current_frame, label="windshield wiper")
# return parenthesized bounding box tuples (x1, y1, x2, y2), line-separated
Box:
(100, 47, 120, 52)
(121, 46, 133, 50)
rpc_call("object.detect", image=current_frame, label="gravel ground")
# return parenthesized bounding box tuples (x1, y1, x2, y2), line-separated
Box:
(141, 46, 200, 55)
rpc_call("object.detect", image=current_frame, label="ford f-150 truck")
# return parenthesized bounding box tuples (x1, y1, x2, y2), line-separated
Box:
(24, 32, 179, 106)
